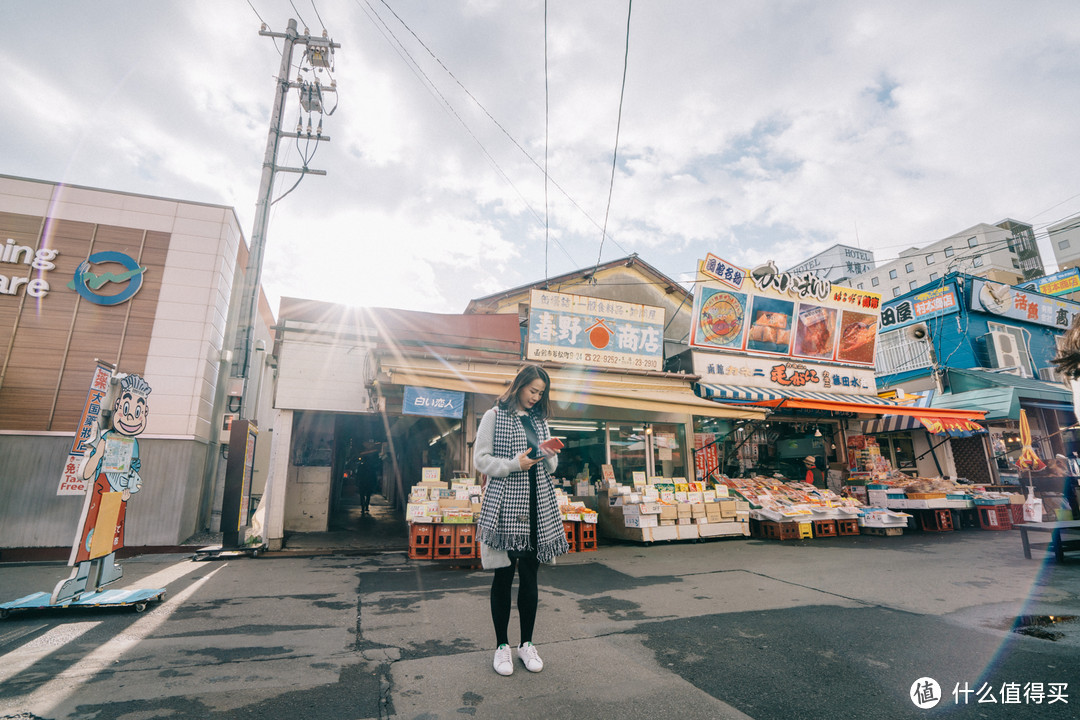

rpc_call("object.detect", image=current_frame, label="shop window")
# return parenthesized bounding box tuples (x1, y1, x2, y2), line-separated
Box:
(548, 419, 606, 485)
(881, 434, 916, 471)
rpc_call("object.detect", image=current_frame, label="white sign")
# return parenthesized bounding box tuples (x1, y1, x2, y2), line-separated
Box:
(692, 352, 878, 396)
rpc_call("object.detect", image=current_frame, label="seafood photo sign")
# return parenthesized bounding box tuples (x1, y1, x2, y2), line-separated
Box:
(691, 257, 881, 367)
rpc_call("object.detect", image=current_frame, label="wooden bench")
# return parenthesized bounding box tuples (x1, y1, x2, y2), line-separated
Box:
(1015, 520, 1080, 562)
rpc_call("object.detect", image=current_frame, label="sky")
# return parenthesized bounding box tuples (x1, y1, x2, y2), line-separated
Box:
(4, 1, 1080, 317)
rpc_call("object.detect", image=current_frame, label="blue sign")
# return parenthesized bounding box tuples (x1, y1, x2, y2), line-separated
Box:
(403, 386, 464, 419)
(68, 251, 146, 306)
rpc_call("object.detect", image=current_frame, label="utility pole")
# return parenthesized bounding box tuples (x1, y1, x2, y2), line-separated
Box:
(233, 18, 339, 420)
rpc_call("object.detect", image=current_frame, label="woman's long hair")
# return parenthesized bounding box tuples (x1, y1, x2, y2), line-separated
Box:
(1053, 312, 1080, 378)
(497, 364, 551, 419)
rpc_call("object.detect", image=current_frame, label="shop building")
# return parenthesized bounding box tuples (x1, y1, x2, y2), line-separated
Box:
(0, 175, 275, 554)
(259, 257, 765, 549)
(670, 255, 985, 484)
(873, 272, 1077, 486)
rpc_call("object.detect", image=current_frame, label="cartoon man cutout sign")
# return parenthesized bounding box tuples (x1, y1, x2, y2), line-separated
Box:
(53, 374, 151, 604)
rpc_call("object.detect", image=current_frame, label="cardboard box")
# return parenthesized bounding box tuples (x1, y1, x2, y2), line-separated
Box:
(706, 512, 723, 523)
(659, 505, 678, 520)
(703, 490, 717, 502)
(659, 519, 676, 526)
(438, 498, 471, 509)
(677, 517, 693, 525)
(718, 499, 737, 518)
(643, 525, 680, 542)
(677, 502, 692, 516)
(734, 500, 750, 512)
(691, 504, 706, 517)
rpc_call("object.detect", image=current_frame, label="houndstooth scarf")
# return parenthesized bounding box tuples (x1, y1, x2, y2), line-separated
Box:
(477, 405, 569, 563)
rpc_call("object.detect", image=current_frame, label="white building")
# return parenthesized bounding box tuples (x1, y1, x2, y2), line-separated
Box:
(0, 175, 275, 553)
(785, 244, 874, 285)
(1048, 214, 1080, 273)
(844, 219, 1044, 298)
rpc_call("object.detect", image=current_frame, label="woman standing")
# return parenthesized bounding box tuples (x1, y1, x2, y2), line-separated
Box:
(474, 364, 569, 676)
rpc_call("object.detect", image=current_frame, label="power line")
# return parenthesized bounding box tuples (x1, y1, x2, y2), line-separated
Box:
(289, 0, 309, 30)
(372, 0, 631, 259)
(355, 0, 579, 268)
(310, 0, 327, 33)
(593, 0, 633, 276)
(544, 0, 550, 287)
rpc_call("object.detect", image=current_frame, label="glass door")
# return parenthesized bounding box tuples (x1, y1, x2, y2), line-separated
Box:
(607, 422, 687, 479)
(649, 423, 687, 478)
(608, 423, 648, 481)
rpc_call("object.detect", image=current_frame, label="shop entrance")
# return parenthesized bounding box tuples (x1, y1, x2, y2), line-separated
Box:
(328, 414, 393, 538)
(608, 422, 687, 479)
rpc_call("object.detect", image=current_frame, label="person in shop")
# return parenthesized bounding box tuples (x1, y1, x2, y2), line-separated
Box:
(355, 442, 381, 514)
(1052, 314, 1080, 519)
(803, 455, 827, 489)
(474, 364, 569, 677)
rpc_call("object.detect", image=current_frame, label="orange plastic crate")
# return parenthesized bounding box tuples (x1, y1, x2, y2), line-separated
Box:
(454, 524, 478, 558)
(434, 525, 456, 558)
(977, 505, 1012, 531)
(563, 520, 577, 552)
(408, 523, 434, 560)
(576, 522, 597, 552)
(836, 518, 860, 536)
(812, 519, 837, 538)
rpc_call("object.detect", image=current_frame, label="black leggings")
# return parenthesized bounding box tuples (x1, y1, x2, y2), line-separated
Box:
(490, 554, 539, 647)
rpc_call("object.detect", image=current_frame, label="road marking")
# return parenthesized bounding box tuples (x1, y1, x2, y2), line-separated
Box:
(4, 561, 224, 716)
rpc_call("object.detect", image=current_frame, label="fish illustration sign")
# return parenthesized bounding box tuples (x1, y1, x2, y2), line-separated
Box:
(68, 251, 147, 306)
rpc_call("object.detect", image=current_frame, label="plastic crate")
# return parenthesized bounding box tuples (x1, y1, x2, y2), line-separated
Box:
(453, 524, 477, 559)
(836, 517, 860, 536)
(797, 522, 813, 539)
(977, 504, 1013, 531)
(563, 520, 577, 553)
(812, 519, 838, 538)
(917, 509, 954, 532)
(761, 521, 802, 541)
(576, 521, 597, 552)
(434, 525, 456, 558)
(1009, 504, 1025, 525)
(408, 523, 434, 560)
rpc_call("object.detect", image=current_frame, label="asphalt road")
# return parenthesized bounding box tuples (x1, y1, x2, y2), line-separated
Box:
(0, 529, 1077, 719)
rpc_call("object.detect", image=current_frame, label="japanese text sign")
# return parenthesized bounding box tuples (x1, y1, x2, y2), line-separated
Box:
(691, 351, 878, 396)
(57, 361, 113, 495)
(880, 282, 960, 330)
(527, 289, 664, 371)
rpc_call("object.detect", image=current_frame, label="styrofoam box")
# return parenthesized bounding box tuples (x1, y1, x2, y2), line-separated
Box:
(624, 514, 659, 528)
(698, 522, 746, 538)
(677, 525, 700, 540)
(642, 525, 680, 542)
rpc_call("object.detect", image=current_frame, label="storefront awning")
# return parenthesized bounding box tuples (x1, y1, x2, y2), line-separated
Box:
(378, 357, 767, 420)
(695, 382, 985, 420)
(863, 414, 988, 437)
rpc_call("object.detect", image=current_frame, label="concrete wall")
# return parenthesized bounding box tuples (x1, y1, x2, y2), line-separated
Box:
(0, 434, 208, 548)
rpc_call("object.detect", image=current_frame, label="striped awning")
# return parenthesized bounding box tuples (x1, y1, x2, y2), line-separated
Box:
(696, 383, 898, 406)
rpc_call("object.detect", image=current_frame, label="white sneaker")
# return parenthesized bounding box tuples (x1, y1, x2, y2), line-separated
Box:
(493, 644, 513, 676)
(517, 641, 543, 672)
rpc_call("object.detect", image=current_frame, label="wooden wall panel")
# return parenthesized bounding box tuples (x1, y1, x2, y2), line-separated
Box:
(0, 212, 169, 431)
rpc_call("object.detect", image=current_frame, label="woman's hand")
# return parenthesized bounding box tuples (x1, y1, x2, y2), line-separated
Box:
(516, 451, 542, 471)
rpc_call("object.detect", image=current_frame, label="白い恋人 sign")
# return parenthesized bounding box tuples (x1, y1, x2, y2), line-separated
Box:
(403, 386, 464, 419)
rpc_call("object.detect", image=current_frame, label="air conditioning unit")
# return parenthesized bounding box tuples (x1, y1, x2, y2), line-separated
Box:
(978, 331, 1027, 376)
(1038, 366, 1062, 383)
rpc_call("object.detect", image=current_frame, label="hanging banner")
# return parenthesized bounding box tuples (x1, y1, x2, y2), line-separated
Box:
(692, 351, 877, 395)
(691, 258, 881, 367)
(57, 362, 113, 495)
(527, 289, 664, 371)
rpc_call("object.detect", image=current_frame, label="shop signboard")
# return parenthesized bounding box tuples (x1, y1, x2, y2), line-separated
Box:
(403, 386, 465, 419)
(526, 289, 664, 371)
(969, 278, 1080, 329)
(1018, 267, 1080, 297)
(691, 258, 881, 367)
(879, 281, 961, 330)
(692, 352, 877, 396)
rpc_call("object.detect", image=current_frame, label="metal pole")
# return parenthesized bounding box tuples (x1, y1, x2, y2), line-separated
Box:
(236, 18, 298, 419)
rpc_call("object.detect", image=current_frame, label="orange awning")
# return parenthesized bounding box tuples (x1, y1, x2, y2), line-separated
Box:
(752, 396, 986, 420)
